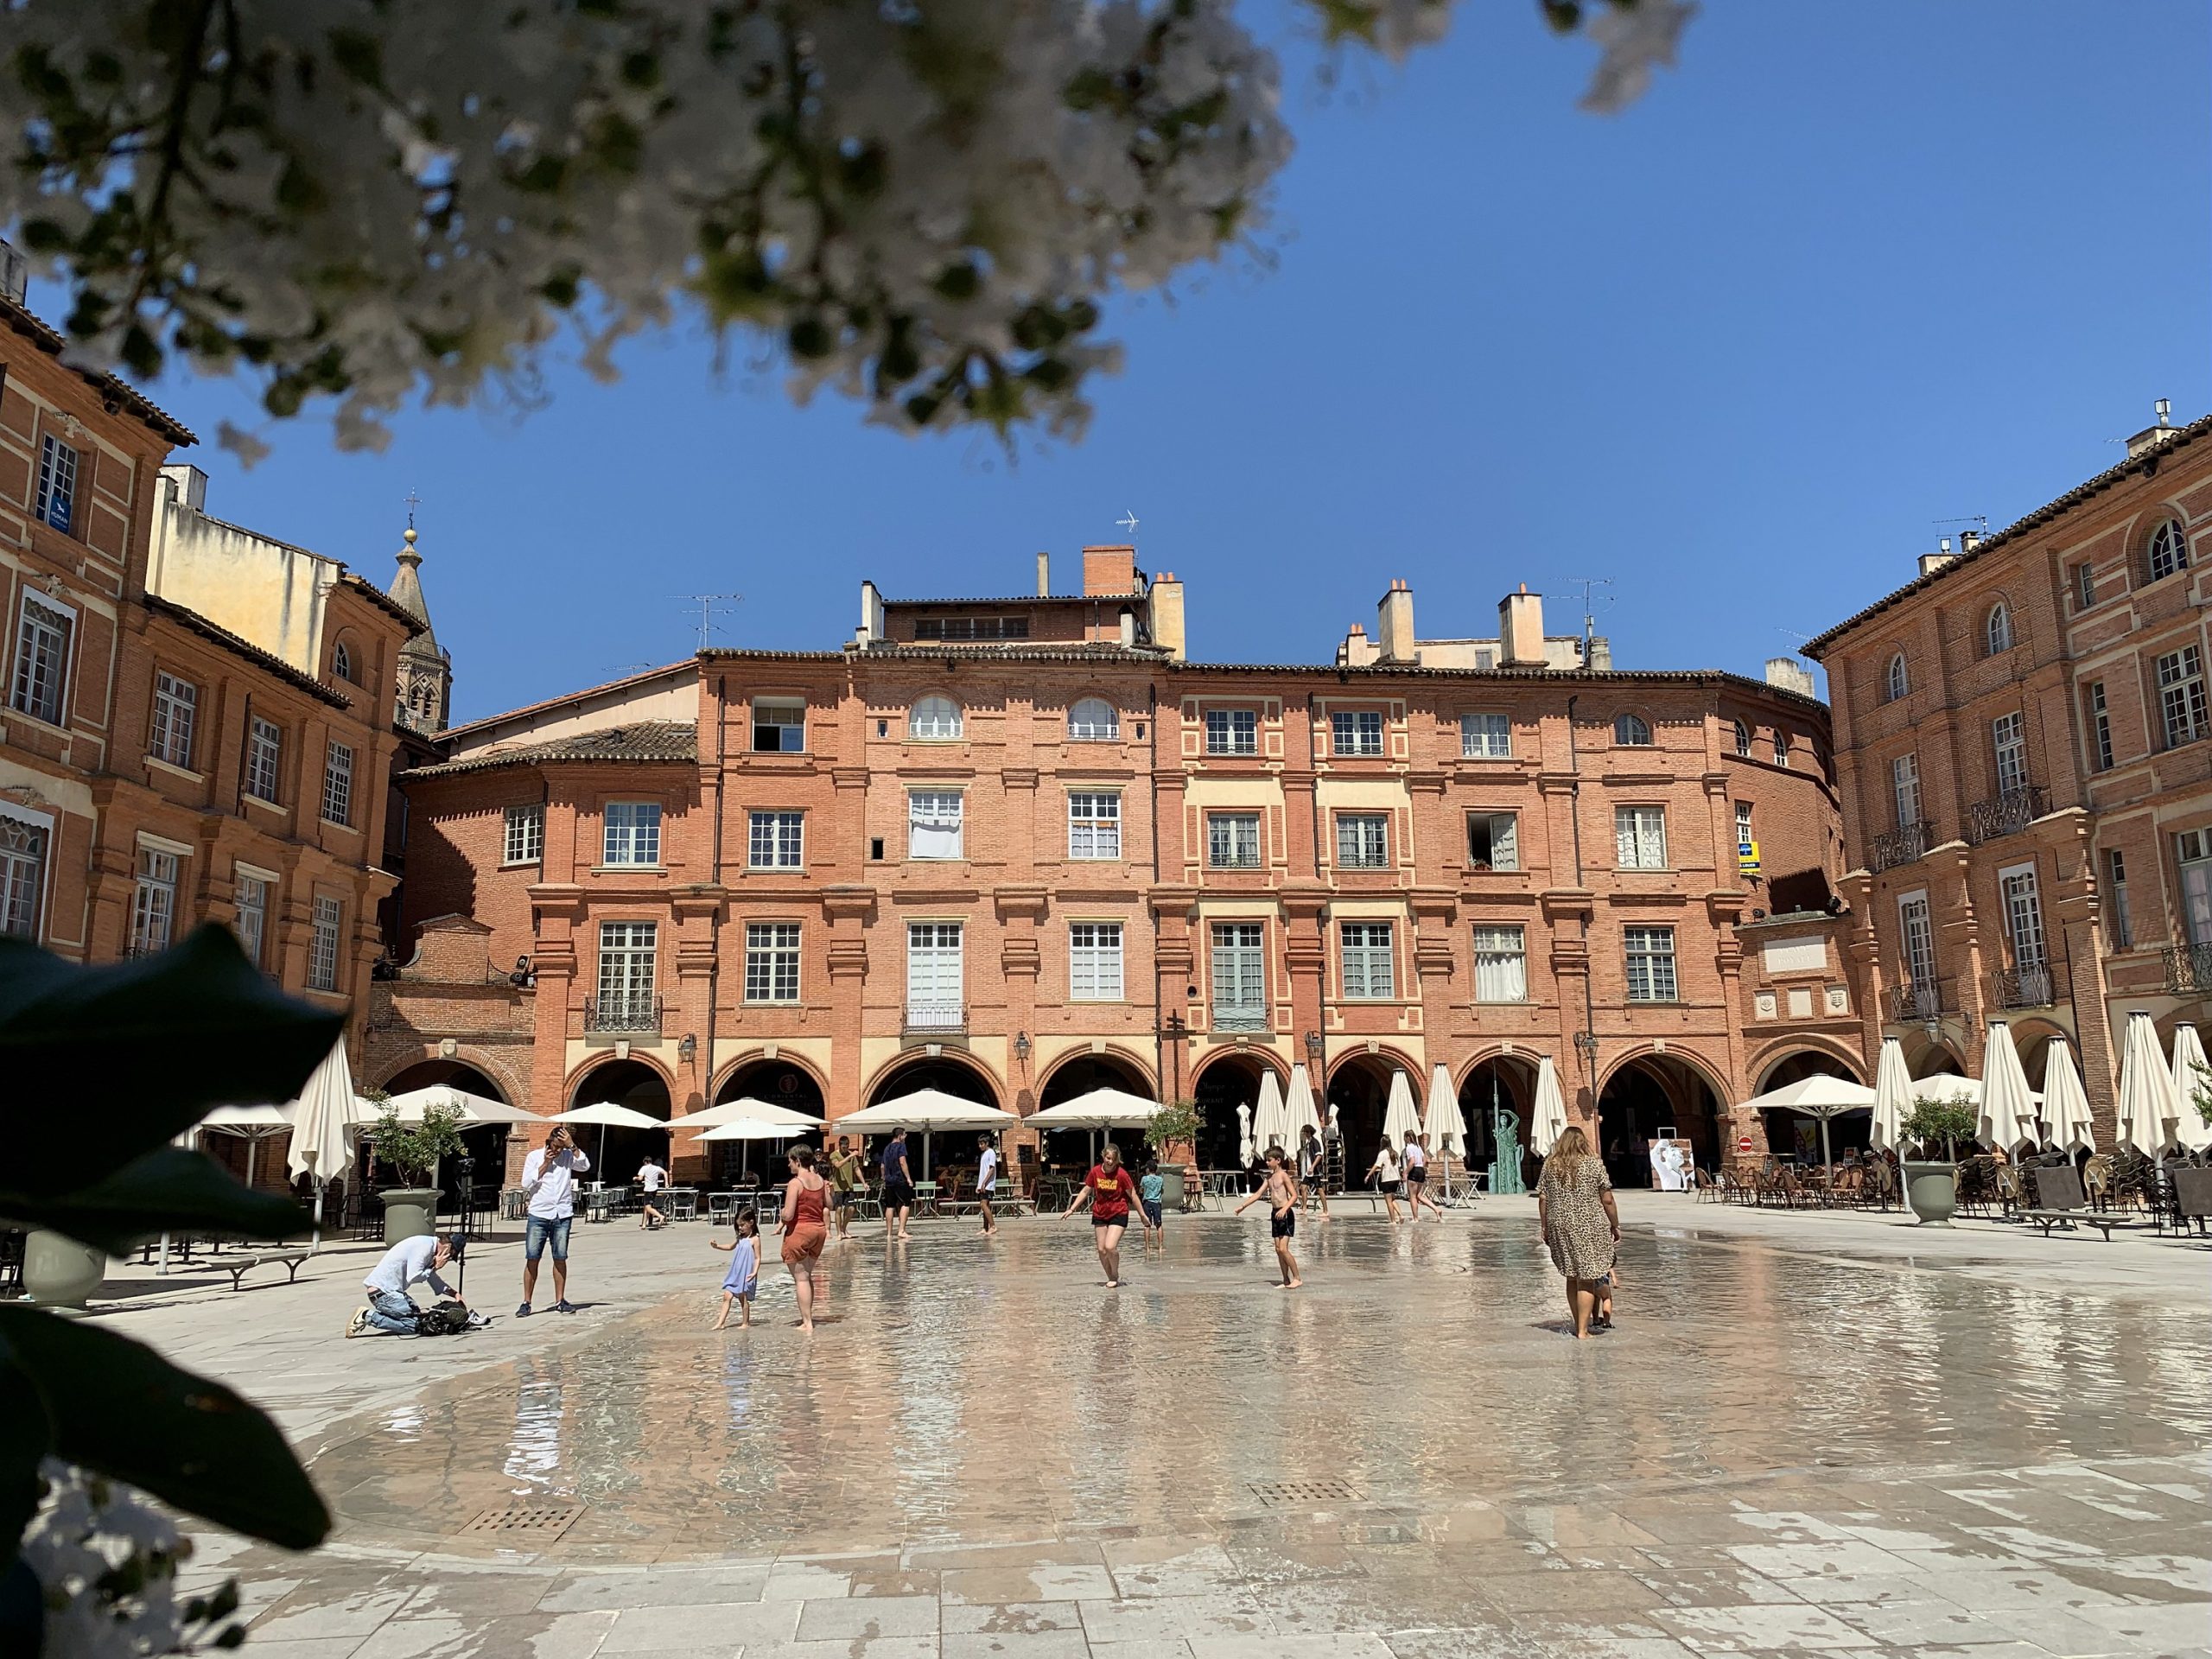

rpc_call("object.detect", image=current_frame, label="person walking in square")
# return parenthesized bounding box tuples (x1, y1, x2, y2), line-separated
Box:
(637, 1153, 668, 1230)
(976, 1133, 1001, 1237)
(1297, 1123, 1329, 1218)
(1404, 1133, 1441, 1222)
(710, 1211, 760, 1330)
(1369, 1134, 1404, 1224)
(829, 1136, 865, 1240)
(779, 1146, 830, 1332)
(519, 1125, 588, 1316)
(1535, 1126, 1620, 1340)
(880, 1128, 916, 1240)
(1236, 1146, 1303, 1288)
(1065, 1143, 1141, 1287)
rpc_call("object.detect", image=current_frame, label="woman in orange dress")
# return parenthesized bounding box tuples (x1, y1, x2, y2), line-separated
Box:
(779, 1145, 831, 1332)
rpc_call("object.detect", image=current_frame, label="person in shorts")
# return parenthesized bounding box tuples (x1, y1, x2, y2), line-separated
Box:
(880, 1128, 915, 1240)
(1065, 1143, 1140, 1287)
(519, 1125, 588, 1316)
(1296, 1123, 1329, 1217)
(976, 1134, 1001, 1237)
(1236, 1146, 1303, 1288)
(829, 1136, 865, 1239)
(1137, 1159, 1166, 1247)
(637, 1154, 669, 1230)
(1370, 1134, 1404, 1224)
(1403, 1132, 1440, 1222)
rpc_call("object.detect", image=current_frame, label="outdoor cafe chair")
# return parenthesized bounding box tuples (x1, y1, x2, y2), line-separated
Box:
(707, 1192, 738, 1224)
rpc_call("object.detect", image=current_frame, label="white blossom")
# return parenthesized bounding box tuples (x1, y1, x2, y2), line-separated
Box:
(18, 1464, 238, 1659)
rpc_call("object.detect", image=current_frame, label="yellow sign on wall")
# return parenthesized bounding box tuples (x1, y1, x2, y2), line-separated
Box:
(1738, 840, 1761, 875)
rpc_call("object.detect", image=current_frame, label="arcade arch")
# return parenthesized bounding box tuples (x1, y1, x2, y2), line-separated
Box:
(1326, 1049, 1421, 1192)
(1189, 1049, 1284, 1173)
(378, 1059, 516, 1214)
(1596, 1051, 1726, 1184)
(710, 1055, 827, 1180)
(1751, 1047, 1867, 1162)
(1037, 1051, 1155, 1167)
(1457, 1053, 1540, 1179)
(569, 1057, 673, 1185)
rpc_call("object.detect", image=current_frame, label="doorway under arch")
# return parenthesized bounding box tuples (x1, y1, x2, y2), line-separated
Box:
(1597, 1053, 1726, 1184)
(1906, 1039, 1967, 1081)
(569, 1058, 673, 1186)
(1327, 1053, 1411, 1194)
(864, 1052, 1001, 1179)
(1190, 1051, 1278, 1175)
(1038, 1052, 1155, 1169)
(380, 1059, 513, 1215)
(1458, 1055, 1539, 1183)
(1752, 1049, 1868, 1163)
(712, 1058, 826, 1181)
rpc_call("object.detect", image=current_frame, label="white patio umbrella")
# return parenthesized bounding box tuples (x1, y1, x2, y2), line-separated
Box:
(1421, 1064, 1464, 1156)
(199, 1102, 296, 1192)
(1869, 1037, 1912, 1157)
(553, 1101, 669, 1173)
(1031, 1086, 1160, 1166)
(371, 1084, 543, 1126)
(1977, 1021, 2036, 1154)
(836, 1088, 1018, 1177)
(2170, 1025, 2212, 1154)
(692, 1119, 802, 1141)
(1736, 1072, 1875, 1172)
(1236, 1102, 1254, 1167)
(688, 1096, 821, 1129)
(285, 1041, 362, 1251)
(1529, 1056, 1569, 1158)
(1286, 1065, 1324, 1148)
(1251, 1070, 1290, 1161)
(2115, 1012, 2181, 1154)
(2038, 1037, 2095, 1154)
(1382, 1069, 1421, 1153)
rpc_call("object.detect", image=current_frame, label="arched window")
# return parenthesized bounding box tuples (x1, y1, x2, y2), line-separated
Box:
(1774, 728, 1790, 766)
(1614, 713, 1652, 747)
(333, 640, 353, 684)
(2148, 518, 2190, 583)
(1985, 601, 2013, 656)
(1732, 718, 1752, 757)
(908, 695, 963, 741)
(1068, 697, 1119, 741)
(1885, 653, 1908, 702)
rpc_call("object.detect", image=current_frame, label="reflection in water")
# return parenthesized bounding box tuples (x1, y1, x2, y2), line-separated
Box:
(308, 1223, 2212, 1557)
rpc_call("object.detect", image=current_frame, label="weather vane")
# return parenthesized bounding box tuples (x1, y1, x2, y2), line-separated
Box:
(1116, 509, 1139, 538)
(404, 486, 420, 531)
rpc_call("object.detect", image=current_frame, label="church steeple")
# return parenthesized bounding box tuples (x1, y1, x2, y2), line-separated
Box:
(391, 523, 451, 734)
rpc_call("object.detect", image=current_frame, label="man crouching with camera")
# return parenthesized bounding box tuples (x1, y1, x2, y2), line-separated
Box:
(348, 1233, 467, 1338)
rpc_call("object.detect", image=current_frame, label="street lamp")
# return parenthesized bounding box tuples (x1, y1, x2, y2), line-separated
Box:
(1014, 1031, 1031, 1062)
(1573, 1029, 1600, 1073)
(1303, 1030, 1324, 1061)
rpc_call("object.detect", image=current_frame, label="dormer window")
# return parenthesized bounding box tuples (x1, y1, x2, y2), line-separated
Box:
(909, 696, 963, 741)
(1613, 713, 1652, 747)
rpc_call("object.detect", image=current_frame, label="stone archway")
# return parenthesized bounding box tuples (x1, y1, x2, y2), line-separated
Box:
(1327, 1052, 1410, 1193)
(710, 1057, 827, 1183)
(1751, 1048, 1869, 1163)
(1189, 1050, 1281, 1176)
(1597, 1052, 1726, 1183)
(569, 1057, 674, 1185)
(1905, 1037, 1967, 1081)
(1038, 1051, 1155, 1171)
(378, 1059, 514, 1214)
(863, 1052, 1001, 1179)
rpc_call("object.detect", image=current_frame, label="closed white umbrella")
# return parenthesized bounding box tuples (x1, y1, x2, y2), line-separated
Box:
(1421, 1064, 1463, 1156)
(1529, 1057, 1569, 1157)
(2170, 1025, 2212, 1154)
(1236, 1102, 1254, 1168)
(2039, 1037, 2095, 1154)
(1251, 1070, 1289, 1161)
(1978, 1021, 2036, 1154)
(1382, 1068, 1421, 1152)
(1285, 1065, 1323, 1147)
(1869, 1037, 1912, 1156)
(284, 1041, 362, 1251)
(2116, 1012, 2181, 1153)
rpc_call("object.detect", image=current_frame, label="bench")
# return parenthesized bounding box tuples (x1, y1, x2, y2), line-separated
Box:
(219, 1249, 312, 1291)
(2018, 1167, 2134, 1242)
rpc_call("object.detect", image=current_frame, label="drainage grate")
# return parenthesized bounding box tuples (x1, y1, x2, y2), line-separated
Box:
(457, 1502, 584, 1541)
(1249, 1479, 1361, 1507)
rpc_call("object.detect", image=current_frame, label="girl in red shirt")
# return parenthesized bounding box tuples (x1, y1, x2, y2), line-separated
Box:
(1065, 1142, 1141, 1288)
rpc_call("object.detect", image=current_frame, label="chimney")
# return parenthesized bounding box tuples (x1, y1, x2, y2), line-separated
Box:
(856, 579, 885, 647)
(1959, 530, 1981, 555)
(159, 462, 208, 514)
(1035, 551, 1051, 596)
(1916, 535, 1955, 579)
(1765, 657, 1815, 697)
(2126, 397, 2183, 459)
(1083, 544, 1137, 596)
(1146, 571, 1185, 660)
(1498, 584, 1547, 668)
(1376, 579, 1416, 663)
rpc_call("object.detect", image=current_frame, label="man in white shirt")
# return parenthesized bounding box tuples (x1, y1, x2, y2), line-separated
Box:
(976, 1134, 1000, 1239)
(638, 1154, 669, 1230)
(348, 1233, 465, 1338)
(519, 1126, 589, 1317)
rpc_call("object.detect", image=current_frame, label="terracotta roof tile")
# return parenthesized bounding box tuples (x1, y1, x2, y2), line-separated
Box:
(401, 720, 696, 779)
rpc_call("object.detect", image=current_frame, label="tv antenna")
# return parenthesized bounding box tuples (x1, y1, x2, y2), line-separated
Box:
(1116, 509, 1139, 539)
(670, 591, 744, 652)
(1564, 575, 1614, 668)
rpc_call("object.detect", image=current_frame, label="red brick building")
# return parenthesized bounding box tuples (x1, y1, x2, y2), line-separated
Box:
(386, 550, 1861, 1185)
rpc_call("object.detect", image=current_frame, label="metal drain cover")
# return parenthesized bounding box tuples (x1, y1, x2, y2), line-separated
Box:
(1249, 1479, 1361, 1507)
(458, 1501, 584, 1541)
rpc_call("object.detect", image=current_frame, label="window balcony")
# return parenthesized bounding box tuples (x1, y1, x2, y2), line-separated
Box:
(1871, 820, 1934, 873)
(584, 993, 662, 1033)
(904, 1001, 965, 1033)
(1891, 979, 1948, 1021)
(1992, 964, 2054, 1009)
(1965, 785, 2049, 846)
(2164, 942, 2212, 995)
(1211, 1004, 1270, 1033)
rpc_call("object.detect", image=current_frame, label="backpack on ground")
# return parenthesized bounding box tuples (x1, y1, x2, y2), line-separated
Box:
(416, 1299, 472, 1336)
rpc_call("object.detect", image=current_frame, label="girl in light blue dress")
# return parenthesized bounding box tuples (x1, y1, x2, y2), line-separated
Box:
(711, 1211, 760, 1329)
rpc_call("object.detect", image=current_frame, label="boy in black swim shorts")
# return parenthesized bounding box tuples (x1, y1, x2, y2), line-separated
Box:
(1236, 1145, 1304, 1289)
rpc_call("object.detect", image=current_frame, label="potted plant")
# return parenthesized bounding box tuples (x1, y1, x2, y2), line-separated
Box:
(1144, 1098, 1204, 1205)
(365, 1103, 464, 1241)
(1899, 1093, 1977, 1226)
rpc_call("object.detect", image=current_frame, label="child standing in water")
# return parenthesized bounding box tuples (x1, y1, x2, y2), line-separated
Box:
(710, 1211, 760, 1329)
(1138, 1159, 1166, 1248)
(1236, 1145, 1304, 1288)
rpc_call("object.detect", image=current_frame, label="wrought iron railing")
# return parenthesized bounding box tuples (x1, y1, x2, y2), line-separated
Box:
(1891, 979, 1946, 1021)
(1965, 785, 2048, 846)
(1870, 820, 1934, 872)
(2164, 942, 2212, 995)
(1993, 964, 2054, 1009)
(904, 1001, 965, 1033)
(584, 993, 662, 1033)
(1211, 1004, 1270, 1033)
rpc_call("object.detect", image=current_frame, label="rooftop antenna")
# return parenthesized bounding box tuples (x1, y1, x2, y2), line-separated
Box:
(1116, 509, 1139, 539)
(1564, 575, 1613, 668)
(670, 591, 744, 652)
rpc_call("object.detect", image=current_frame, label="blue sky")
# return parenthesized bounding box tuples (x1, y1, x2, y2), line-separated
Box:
(101, 3, 2212, 725)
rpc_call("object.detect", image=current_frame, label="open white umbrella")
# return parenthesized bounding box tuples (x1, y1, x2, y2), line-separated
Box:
(1978, 1021, 2036, 1154)
(372, 1084, 543, 1126)
(1736, 1072, 1874, 1171)
(1028, 1087, 1160, 1129)
(2116, 1012, 2181, 1153)
(1870, 1037, 1912, 1157)
(1251, 1070, 1289, 1161)
(689, 1096, 821, 1129)
(692, 1119, 801, 1141)
(2170, 1025, 2212, 1154)
(2038, 1037, 2095, 1154)
(1382, 1069, 1421, 1153)
(837, 1089, 1018, 1179)
(194, 1103, 296, 1242)
(1529, 1056, 1569, 1158)
(554, 1101, 669, 1173)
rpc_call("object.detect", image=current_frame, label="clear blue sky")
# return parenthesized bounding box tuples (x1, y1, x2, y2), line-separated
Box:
(103, 3, 2212, 725)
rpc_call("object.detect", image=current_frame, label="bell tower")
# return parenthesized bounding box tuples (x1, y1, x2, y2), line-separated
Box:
(390, 523, 451, 733)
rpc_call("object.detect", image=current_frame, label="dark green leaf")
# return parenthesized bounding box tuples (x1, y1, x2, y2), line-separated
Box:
(0, 928, 341, 1190)
(0, 1356, 51, 1579)
(0, 1307, 328, 1552)
(0, 1149, 309, 1255)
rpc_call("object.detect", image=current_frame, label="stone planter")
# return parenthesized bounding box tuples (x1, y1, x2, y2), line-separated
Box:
(1902, 1160, 1958, 1227)
(379, 1186, 440, 1243)
(22, 1227, 107, 1308)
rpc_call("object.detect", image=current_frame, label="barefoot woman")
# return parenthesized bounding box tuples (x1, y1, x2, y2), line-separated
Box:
(1535, 1127, 1618, 1339)
(1065, 1143, 1141, 1287)
(779, 1145, 831, 1332)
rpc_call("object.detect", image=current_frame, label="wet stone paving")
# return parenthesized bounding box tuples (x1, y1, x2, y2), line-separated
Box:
(188, 1209, 2212, 1659)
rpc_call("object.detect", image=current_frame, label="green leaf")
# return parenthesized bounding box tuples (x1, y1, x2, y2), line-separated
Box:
(0, 1307, 328, 1552)
(0, 1149, 309, 1255)
(0, 928, 341, 1191)
(0, 1356, 51, 1578)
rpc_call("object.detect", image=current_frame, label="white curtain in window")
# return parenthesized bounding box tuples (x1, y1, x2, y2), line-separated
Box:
(1473, 926, 1525, 1002)
(909, 791, 963, 858)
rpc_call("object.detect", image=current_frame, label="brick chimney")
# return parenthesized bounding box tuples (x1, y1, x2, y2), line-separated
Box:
(1376, 579, 1416, 663)
(1147, 571, 1185, 660)
(1036, 551, 1051, 596)
(1498, 585, 1546, 668)
(1083, 544, 1137, 595)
